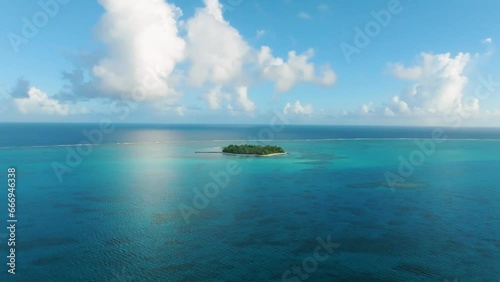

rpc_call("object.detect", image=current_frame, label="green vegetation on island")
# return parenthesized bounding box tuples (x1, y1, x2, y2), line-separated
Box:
(222, 144, 286, 156)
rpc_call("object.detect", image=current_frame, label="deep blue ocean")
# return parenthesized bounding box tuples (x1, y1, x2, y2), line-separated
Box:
(0, 123, 498, 281)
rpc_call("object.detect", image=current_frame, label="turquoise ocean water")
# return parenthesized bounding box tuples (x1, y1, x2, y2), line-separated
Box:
(0, 124, 498, 281)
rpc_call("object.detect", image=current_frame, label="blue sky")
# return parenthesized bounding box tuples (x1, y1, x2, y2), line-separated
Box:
(1, 0, 499, 126)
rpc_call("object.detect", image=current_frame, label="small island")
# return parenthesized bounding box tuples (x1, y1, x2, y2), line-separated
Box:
(222, 144, 286, 156)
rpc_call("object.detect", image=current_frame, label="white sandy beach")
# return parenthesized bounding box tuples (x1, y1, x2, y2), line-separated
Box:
(222, 152, 288, 157)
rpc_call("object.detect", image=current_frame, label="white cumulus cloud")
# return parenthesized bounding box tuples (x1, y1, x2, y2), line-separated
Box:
(93, 0, 185, 100)
(386, 52, 474, 115)
(185, 0, 250, 87)
(258, 46, 336, 92)
(283, 100, 314, 115)
(14, 87, 69, 115)
(201, 86, 230, 110)
(360, 102, 374, 114)
(236, 86, 255, 112)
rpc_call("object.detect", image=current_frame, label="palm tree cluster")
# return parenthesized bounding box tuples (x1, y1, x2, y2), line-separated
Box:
(222, 144, 285, 155)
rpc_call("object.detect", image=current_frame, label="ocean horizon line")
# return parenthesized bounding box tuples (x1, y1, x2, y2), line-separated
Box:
(2, 138, 500, 150)
(1, 122, 500, 129)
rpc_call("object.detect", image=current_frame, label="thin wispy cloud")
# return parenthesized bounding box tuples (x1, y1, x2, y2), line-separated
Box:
(317, 4, 329, 12)
(297, 12, 311, 20)
(256, 29, 266, 39)
(482, 37, 493, 44)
